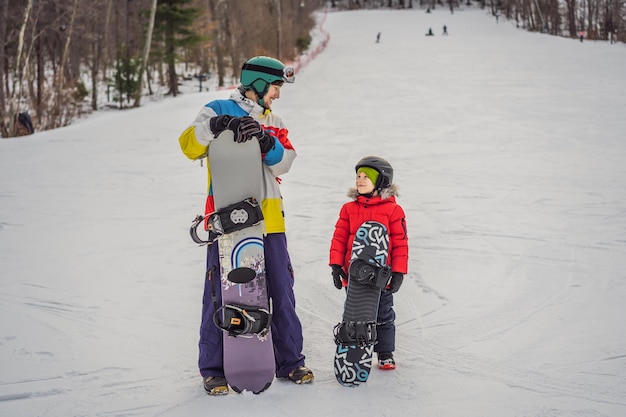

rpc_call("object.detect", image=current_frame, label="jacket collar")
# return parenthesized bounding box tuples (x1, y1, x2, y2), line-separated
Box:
(230, 89, 266, 118)
(348, 184, 399, 201)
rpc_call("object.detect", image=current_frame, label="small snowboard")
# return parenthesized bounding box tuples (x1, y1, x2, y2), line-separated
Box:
(208, 130, 275, 394)
(334, 221, 390, 387)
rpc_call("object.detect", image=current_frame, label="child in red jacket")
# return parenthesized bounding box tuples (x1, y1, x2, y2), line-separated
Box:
(329, 156, 408, 369)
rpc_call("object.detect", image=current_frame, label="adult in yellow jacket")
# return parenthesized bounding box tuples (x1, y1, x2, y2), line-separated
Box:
(178, 56, 313, 396)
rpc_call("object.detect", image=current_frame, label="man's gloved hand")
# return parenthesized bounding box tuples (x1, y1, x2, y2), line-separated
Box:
(232, 116, 262, 143)
(388, 272, 404, 293)
(209, 115, 234, 137)
(257, 132, 276, 154)
(229, 116, 276, 153)
(331, 264, 347, 290)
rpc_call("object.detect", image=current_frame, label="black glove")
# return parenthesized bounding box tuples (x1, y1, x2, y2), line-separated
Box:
(388, 272, 404, 293)
(238, 116, 263, 140)
(257, 132, 276, 154)
(331, 264, 347, 290)
(209, 115, 234, 137)
(231, 116, 262, 143)
(229, 116, 276, 153)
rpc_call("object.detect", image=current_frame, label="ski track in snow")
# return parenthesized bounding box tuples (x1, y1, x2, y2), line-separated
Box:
(2, 7, 626, 417)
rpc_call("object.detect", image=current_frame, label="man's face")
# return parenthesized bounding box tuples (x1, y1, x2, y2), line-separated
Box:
(262, 84, 282, 109)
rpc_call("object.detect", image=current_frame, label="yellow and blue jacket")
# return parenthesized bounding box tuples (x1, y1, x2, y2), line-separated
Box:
(179, 90, 296, 234)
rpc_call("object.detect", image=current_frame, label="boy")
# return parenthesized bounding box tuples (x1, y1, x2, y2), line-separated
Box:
(329, 156, 408, 369)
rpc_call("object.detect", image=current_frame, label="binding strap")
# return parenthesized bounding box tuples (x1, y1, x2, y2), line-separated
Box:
(333, 320, 377, 347)
(190, 197, 263, 246)
(349, 258, 391, 290)
(208, 266, 272, 337)
(213, 302, 272, 337)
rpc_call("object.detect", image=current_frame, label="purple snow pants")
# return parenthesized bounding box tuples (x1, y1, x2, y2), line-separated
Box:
(198, 233, 306, 378)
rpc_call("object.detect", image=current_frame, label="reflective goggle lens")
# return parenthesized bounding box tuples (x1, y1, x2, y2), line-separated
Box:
(283, 66, 295, 83)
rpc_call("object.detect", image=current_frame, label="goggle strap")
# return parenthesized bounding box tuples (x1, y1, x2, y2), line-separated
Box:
(242, 63, 283, 77)
(243, 63, 294, 83)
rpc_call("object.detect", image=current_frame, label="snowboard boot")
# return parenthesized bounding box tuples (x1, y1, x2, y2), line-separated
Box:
(378, 352, 396, 370)
(203, 376, 229, 396)
(287, 366, 314, 384)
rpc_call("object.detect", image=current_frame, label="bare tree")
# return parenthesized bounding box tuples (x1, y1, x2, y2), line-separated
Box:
(133, 0, 158, 107)
(0, 0, 317, 135)
(1, 0, 32, 137)
(0, 0, 8, 114)
(565, 0, 578, 37)
(48, 0, 80, 129)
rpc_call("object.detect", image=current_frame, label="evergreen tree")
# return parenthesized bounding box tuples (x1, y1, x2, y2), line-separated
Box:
(115, 52, 141, 107)
(154, 0, 203, 96)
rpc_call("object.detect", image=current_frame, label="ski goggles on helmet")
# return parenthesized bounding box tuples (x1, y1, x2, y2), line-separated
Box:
(282, 66, 295, 83)
(242, 62, 295, 83)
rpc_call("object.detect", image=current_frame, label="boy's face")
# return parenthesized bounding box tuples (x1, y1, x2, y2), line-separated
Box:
(356, 171, 375, 195)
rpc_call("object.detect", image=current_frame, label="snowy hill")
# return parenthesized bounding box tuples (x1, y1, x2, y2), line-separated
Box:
(1, 8, 626, 417)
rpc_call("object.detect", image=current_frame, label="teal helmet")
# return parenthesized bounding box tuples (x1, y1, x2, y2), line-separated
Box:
(240, 56, 295, 106)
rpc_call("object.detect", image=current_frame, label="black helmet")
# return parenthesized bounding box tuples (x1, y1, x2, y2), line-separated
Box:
(355, 156, 393, 190)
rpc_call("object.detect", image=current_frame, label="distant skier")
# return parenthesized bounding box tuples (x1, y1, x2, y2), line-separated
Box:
(579, 31, 584, 42)
(426, 28, 434, 36)
(443, 25, 448, 35)
(376, 32, 381, 43)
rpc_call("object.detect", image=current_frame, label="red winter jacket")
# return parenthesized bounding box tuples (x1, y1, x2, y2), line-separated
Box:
(329, 186, 408, 286)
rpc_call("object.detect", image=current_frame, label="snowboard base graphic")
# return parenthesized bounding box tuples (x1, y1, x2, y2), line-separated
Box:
(208, 130, 275, 394)
(334, 221, 390, 387)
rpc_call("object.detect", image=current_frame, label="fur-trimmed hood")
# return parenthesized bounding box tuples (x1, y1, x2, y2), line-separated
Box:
(348, 184, 399, 200)
(330, 182, 408, 274)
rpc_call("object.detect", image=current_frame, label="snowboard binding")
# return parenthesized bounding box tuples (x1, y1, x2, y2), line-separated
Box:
(333, 320, 377, 348)
(190, 197, 264, 245)
(214, 302, 273, 338)
(349, 258, 392, 291)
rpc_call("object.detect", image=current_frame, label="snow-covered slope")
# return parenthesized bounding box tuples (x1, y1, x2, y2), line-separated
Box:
(1, 8, 625, 417)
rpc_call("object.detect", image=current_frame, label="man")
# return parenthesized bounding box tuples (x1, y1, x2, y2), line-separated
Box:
(178, 56, 313, 396)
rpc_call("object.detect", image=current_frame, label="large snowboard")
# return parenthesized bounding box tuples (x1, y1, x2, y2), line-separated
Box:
(334, 221, 390, 387)
(208, 130, 275, 394)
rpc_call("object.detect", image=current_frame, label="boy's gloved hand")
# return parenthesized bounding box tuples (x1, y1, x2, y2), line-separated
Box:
(389, 272, 404, 293)
(330, 264, 347, 290)
(209, 115, 234, 137)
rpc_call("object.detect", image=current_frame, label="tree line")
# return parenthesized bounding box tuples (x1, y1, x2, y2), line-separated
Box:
(487, 0, 624, 39)
(2, 0, 623, 137)
(333, 0, 624, 41)
(1, 0, 318, 137)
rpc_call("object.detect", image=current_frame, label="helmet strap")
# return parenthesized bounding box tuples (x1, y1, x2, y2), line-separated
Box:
(252, 80, 270, 108)
(358, 190, 377, 198)
(242, 84, 268, 108)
